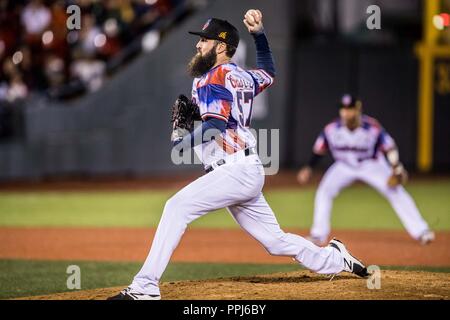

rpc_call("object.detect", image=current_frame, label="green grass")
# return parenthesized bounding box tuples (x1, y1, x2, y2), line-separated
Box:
(378, 265, 450, 273)
(0, 180, 449, 230)
(0, 259, 302, 299)
(1, 259, 449, 299)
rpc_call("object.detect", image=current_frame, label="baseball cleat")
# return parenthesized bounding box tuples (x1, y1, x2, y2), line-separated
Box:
(107, 287, 161, 300)
(328, 238, 369, 278)
(419, 230, 435, 245)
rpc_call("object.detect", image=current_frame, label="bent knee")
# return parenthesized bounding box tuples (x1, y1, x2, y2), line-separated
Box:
(164, 190, 190, 211)
(162, 195, 188, 221)
(163, 196, 179, 213)
(162, 193, 201, 226)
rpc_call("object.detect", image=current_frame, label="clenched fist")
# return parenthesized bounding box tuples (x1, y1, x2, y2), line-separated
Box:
(243, 9, 264, 34)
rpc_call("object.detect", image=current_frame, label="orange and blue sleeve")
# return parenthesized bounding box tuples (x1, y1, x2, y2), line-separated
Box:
(197, 83, 233, 122)
(247, 69, 274, 96)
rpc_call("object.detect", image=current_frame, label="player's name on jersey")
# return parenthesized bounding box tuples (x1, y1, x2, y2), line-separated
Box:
(227, 74, 254, 89)
(333, 145, 370, 152)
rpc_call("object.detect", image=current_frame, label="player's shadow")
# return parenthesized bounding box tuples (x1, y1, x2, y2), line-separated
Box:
(227, 274, 357, 284)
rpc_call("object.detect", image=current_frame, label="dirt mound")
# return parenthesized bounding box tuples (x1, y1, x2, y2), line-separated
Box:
(17, 270, 450, 300)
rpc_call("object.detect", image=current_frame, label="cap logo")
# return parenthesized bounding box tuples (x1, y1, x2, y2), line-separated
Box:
(202, 19, 211, 30)
(342, 94, 352, 106)
(218, 32, 227, 39)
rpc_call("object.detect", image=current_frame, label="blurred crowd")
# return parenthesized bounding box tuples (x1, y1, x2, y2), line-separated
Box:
(0, 0, 185, 103)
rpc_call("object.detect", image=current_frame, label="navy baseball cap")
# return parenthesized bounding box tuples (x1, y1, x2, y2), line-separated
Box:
(339, 94, 362, 109)
(189, 18, 240, 48)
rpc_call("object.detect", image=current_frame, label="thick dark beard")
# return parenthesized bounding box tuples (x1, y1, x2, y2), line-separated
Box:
(187, 47, 217, 78)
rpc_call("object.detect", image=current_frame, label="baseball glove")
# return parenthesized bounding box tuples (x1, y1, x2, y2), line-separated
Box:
(387, 164, 408, 188)
(170, 94, 201, 142)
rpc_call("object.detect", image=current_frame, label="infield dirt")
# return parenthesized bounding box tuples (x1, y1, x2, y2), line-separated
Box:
(1, 228, 449, 266)
(17, 270, 450, 300)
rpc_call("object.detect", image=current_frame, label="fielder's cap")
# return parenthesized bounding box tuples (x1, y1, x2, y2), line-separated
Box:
(339, 94, 362, 109)
(189, 18, 239, 48)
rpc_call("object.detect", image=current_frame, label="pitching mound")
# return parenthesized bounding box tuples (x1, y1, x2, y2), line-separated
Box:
(18, 270, 450, 300)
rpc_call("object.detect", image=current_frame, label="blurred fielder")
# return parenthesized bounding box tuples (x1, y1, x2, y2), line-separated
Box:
(297, 95, 435, 246)
(109, 10, 368, 300)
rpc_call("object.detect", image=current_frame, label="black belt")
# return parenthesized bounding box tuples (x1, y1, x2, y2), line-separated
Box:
(205, 148, 257, 173)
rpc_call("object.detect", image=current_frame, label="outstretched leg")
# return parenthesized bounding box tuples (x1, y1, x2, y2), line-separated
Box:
(129, 163, 265, 296)
(359, 160, 431, 240)
(228, 193, 345, 274)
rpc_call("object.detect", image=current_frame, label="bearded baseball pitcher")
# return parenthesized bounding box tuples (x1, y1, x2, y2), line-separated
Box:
(108, 9, 368, 300)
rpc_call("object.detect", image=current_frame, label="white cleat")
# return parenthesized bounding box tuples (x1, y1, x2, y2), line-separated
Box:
(107, 287, 161, 300)
(328, 238, 369, 278)
(419, 230, 435, 245)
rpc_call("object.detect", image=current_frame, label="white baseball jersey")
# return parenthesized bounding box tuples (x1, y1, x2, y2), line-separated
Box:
(313, 115, 396, 167)
(309, 115, 431, 242)
(191, 62, 273, 166)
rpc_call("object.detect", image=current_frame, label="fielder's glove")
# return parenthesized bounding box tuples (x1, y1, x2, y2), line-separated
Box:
(387, 163, 408, 188)
(170, 94, 201, 142)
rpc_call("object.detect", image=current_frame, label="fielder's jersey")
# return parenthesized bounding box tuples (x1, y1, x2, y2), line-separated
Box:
(191, 62, 274, 165)
(313, 115, 395, 167)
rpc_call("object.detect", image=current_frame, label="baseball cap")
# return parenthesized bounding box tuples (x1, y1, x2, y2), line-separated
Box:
(189, 18, 240, 48)
(339, 94, 362, 109)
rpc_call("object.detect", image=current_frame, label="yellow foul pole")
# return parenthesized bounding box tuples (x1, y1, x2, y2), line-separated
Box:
(416, 0, 439, 172)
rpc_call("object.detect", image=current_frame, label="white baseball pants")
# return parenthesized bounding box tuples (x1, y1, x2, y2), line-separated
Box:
(310, 158, 430, 242)
(130, 155, 344, 296)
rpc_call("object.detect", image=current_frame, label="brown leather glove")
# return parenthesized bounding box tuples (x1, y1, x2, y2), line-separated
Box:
(170, 94, 201, 142)
(387, 164, 408, 188)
